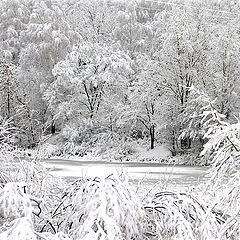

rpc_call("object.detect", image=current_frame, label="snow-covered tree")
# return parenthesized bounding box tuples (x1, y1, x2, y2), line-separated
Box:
(45, 42, 132, 140)
(16, 0, 80, 140)
(206, 23, 240, 119)
(66, 0, 116, 43)
(0, 0, 31, 62)
(121, 54, 163, 149)
(114, 5, 153, 58)
(0, 59, 19, 119)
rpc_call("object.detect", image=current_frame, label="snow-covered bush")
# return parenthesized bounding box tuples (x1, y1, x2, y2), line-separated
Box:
(93, 135, 138, 161)
(179, 87, 212, 143)
(0, 182, 32, 224)
(38, 143, 61, 158)
(59, 176, 144, 240)
(0, 158, 67, 234)
(16, 161, 67, 233)
(144, 191, 222, 240)
(0, 182, 37, 240)
(201, 118, 240, 186)
(0, 217, 37, 240)
(203, 174, 240, 240)
(0, 183, 32, 232)
(181, 87, 240, 239)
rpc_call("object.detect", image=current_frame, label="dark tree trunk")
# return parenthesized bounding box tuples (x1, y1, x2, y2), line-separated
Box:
(180, 137, 191, 149)
(7, 73, 11, 118)
(51, 123, 56, 134)
(171, 130, 177, 156)
(150, 125, 155, 149)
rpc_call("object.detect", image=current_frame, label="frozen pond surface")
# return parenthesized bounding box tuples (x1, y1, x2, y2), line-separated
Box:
(43, 159, 209, 189)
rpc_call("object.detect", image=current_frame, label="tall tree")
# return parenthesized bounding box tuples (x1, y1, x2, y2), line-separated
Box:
(206, 23, 240, 119)
(45, 42, 132, 133)
(0, 58, 19, 119)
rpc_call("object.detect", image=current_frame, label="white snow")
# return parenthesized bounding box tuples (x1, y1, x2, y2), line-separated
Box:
(43, 159, 208, 188)
(135, 144, 171, 160)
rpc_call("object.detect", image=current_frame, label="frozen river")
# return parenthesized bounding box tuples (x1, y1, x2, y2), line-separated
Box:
(43, 159, 209, 189)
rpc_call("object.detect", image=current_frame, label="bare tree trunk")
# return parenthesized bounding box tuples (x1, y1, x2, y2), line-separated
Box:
(150, 125, 155, 149)
(7, 69, 11, 118)
(171, 129, 176, 156)
(51, 123, 55, 134)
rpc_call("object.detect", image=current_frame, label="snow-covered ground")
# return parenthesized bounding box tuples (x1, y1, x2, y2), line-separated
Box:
(133, 144, 171, 160)
(30, 143, 174, 162)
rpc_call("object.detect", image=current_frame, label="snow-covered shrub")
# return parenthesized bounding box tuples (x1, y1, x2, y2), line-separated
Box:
(0, 115, 67, 233)
(37, 178, 86, 233)
(61, 119, 97, 144)
(59, 176, 144, 240)
(42, 121, 100, 157)
(144, 191, 222, 240)
(91, 132, 138, 161)
(199, 173, 240, 240)
(0, 217, 36, 240)
(0, 158, 67, 234)
(182, 87, 240, 238)
(0, 182, 36, 240)
(201, 119, 240, 186)
(214, 177, 240, 239)
(16, 161, 67, 233)
(179, 87, 211, 143)
(38, 143, 61, 158)
(0, 165, 69, 239)
(0, 182, 32, 227)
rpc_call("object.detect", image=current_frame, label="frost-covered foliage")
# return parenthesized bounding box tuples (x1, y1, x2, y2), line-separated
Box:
(39, 126, 139, 160)
(57, 176, 144, 240)
(199, 174, 240, 240)
(0, 116, 19, 188)
(190, 87, 240, 185)
(0, 182, 36, 240)
(0, 172, 239, 239)
(0, 177, 71, 240)
(202, 119, 240, 183)
(181, 87, 240, 238)
(46, 42, 132, 121)
(179, 87, 214, 142)
(1, 0, 240, 152)
(144, 191, 222, 240)
(199, 113, 240, 239)
(0, 183, 32, 221)
(0, 116, 16, 161)
(0, 147, 67, 235)
(0, 217, 36, 240)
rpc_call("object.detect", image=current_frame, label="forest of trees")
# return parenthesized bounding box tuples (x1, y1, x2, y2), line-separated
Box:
(1, 1, 240, 239)
(1, 0, 240, 156)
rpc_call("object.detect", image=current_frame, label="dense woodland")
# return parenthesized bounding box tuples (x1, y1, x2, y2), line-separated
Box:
(1, 0, 240, 239)
(2, 0, 240, 158)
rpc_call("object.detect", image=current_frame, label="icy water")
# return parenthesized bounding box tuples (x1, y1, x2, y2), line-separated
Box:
(43, 159, 209, 190)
